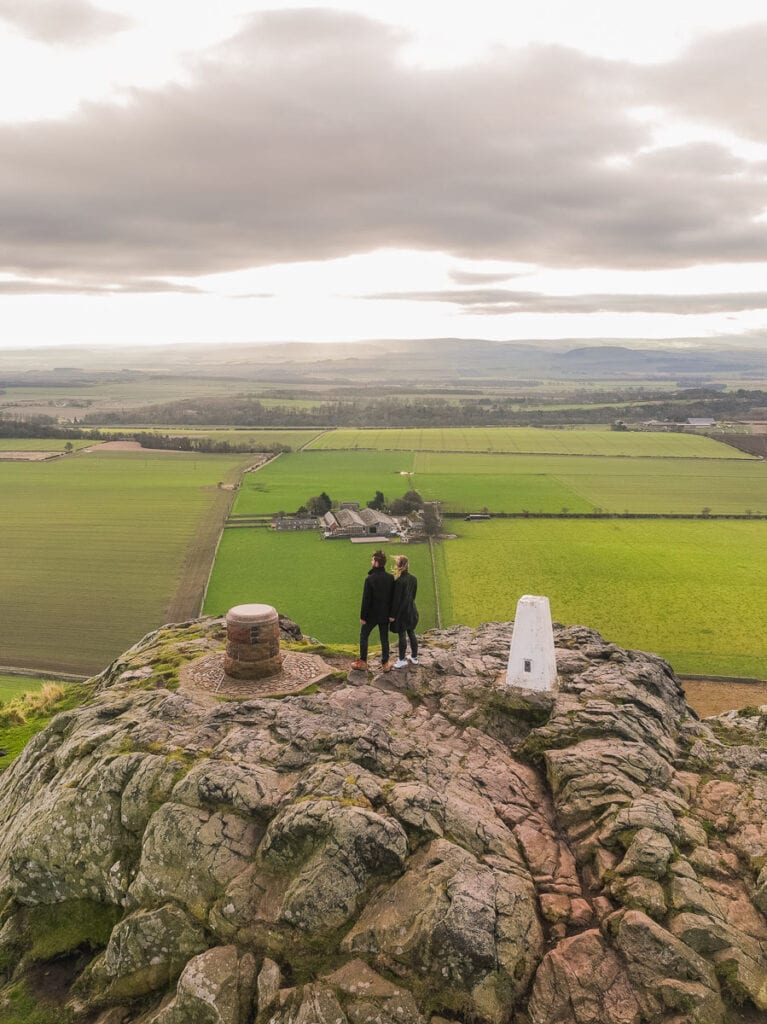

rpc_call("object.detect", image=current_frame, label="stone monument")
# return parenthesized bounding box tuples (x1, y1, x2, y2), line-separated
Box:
(224, 603, 283, 680)
(503, 594, 558, 691)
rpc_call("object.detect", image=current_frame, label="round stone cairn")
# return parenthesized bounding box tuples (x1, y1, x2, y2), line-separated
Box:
(224, 603, 283, 680)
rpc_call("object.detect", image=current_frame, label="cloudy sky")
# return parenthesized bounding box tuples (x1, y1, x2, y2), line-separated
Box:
(2, 0, 767, 348)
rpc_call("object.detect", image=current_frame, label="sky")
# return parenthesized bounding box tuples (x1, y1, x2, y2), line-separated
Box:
(2, 1, 767, 349)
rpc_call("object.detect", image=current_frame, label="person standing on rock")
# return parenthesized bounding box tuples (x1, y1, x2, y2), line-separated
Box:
(390, 554, 419, 668)
(351, 549, 395, 672)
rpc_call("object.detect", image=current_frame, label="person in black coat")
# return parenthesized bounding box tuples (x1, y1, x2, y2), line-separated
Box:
(351, 549, 395, 672)
(389, 554, 419, 668)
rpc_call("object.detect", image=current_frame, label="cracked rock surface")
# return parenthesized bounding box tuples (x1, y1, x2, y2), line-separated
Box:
(0, 618, 766, 1023)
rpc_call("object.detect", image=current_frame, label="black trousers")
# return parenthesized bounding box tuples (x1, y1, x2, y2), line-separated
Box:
(360, 620, 390, 662)
(398, 629, 418, 660)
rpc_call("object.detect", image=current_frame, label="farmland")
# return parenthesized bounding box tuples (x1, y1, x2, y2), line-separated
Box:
(217, 444, 767, 677)
(437, 520, 767, 678)
(305, 427, 749, 458)
(414, 452, 767, 514)
(0, 449, 251, 673)
(233, 451, 415, 515)
(4, 423, 766, 681)
(234, 449, 767, 516)
(0, 438, 92, 451)
(203, 530, 437, 645)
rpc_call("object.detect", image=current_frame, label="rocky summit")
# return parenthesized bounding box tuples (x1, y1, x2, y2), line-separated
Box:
(1, 619, 766, 1024)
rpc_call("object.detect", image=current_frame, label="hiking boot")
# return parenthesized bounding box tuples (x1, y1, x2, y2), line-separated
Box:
(393, 658, 408, 669)
(350, 659, 368, 671)
(381, 660, 393, 672)
(408, 656, 419, 665)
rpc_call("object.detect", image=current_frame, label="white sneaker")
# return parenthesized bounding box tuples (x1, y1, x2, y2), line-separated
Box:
(393, 658, 408, 669)
(408, 656, 419, 665)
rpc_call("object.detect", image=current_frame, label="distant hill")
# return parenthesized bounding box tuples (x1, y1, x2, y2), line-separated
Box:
(0, 337, 764, 384)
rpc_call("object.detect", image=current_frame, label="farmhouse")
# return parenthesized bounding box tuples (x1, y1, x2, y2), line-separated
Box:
(322, 506, 399, 539)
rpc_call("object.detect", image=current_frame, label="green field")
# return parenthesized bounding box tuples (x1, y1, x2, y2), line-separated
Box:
(203, 530, 437, 647)
(213, 449, 767, 678)
(0, 674, 47, 702)
(0, 450, 250, 673)
(0, 439, 92, 451)
(437, 520, 767, 678)
(233, 450, 767, 516)
(234, 451, 416, 515)
(414, 452, 767, 514)
(305, 427, 748, 458)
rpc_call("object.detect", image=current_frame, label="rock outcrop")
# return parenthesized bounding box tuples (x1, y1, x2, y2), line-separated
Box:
(0, 618, 766, 1024)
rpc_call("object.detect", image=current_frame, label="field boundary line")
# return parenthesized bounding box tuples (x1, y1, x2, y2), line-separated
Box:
(299, 430, 331, 450)
(301, 445, 751, 460)
(681, 673, 767, 685)
(0, 666, 89, 682)
(441, 511, 767, 521)
(198, 453, 282, 614)
(428, 537, 442, 629)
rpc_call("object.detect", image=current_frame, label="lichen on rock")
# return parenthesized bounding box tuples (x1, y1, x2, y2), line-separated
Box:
(0, 616, 766, 1024)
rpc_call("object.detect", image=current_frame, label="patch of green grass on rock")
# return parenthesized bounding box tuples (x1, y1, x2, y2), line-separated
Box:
(0, 979, 74, 1024)
(0, 682, 96, 772)
(25, 901, 121, 962)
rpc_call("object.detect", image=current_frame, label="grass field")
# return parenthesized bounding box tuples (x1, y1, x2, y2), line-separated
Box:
(305, 427, 749, 458)
(0, 450, 250, 673)
(0, 675, 47, 702)
(203, 530, 437, 647)
(0, 439, 92, 451)
(232, 450, 767, 516)
(437, 520, 767, 678)
(233, 451, 416, 515)
(414, 452, 767, 514)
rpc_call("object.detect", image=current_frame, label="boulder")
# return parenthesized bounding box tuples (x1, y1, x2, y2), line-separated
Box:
(87, 905, 209, 1002)
(145, 946, 257, 1024)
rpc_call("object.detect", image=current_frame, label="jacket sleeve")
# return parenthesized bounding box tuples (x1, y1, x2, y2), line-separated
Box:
(390, 578, 401, 619)
(360, 578, 371, 620)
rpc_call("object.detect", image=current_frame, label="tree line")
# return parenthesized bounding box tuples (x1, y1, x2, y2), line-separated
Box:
(0, 417, 289, 454)
(80, 389, 767, 429)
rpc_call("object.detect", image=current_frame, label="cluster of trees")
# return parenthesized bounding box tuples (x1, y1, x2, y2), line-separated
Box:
(0, 415, 99, 440)
(368, 489, 425, 516)
(132, 432, 290, 454)
(297, 492, 332, 517)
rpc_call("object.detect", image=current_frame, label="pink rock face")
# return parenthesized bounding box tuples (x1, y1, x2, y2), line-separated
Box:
(528, 930, 642, 1024)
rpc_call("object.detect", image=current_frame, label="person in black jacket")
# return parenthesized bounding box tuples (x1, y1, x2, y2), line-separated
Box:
(390, 554, 419, 668)
(351, 549, 395, 672)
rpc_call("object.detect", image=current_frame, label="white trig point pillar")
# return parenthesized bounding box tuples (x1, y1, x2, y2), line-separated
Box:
(504, 595, 558, 691)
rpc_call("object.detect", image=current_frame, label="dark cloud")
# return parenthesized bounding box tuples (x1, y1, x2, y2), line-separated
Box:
(0, 0, 131, 45)
(364, 288, 767, 315)
(1, 10, 766, 285)
(0, 278, 205, 295)
(448, 269, 521, 285)
(647, 24, 767, 142)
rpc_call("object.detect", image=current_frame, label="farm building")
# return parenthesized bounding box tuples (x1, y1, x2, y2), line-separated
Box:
(272, 517, 319, 531)
(322, 506, 399, 539)
(687, 417, 716, 427)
